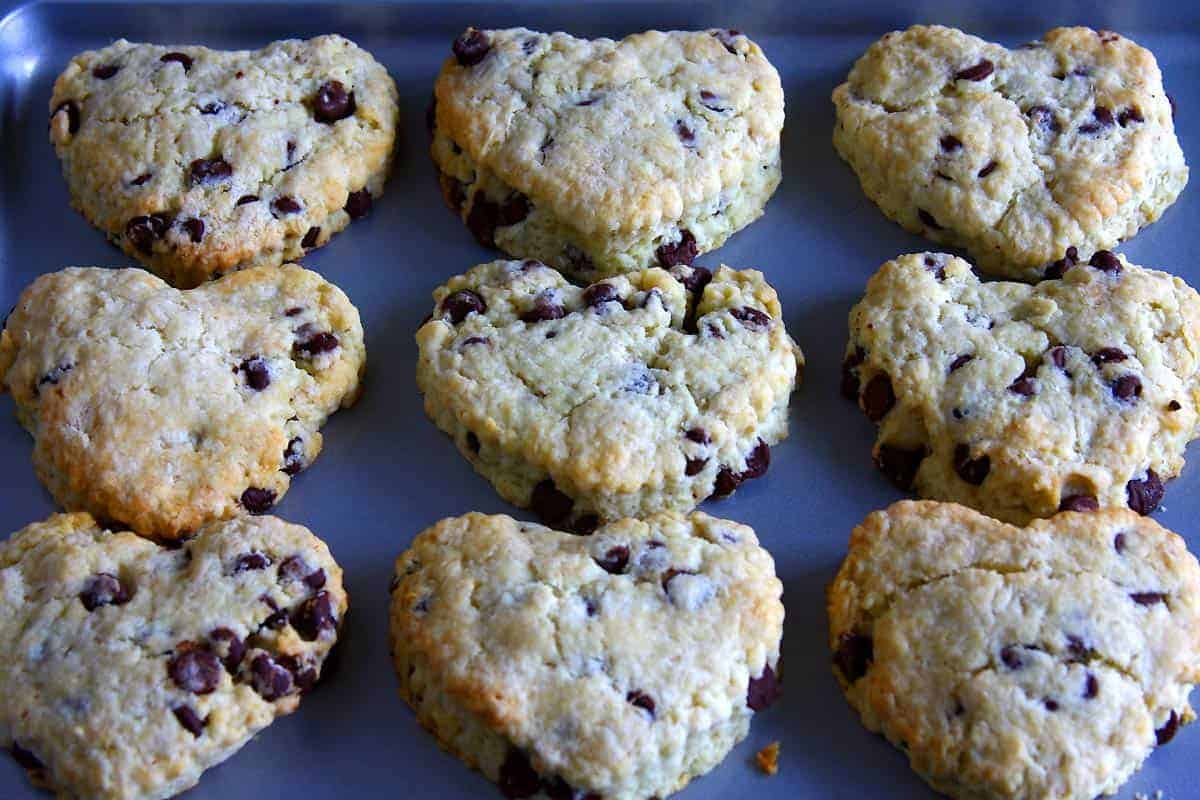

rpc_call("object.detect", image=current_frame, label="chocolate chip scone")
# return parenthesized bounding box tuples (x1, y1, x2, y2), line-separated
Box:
(430, 28, 784, 280)
(828, 500, 1200, 800)
(390, 511, 783, 799)
(416, 260, 802, 531)
(0, 512, 346, 800)
(49, 35, 399, 288)
(0, 264, 365, 539)
(833, 25, 1187, 280)
(843, 252, 1200, 524)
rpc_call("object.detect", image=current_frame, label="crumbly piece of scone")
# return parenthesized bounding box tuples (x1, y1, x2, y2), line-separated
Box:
(843, 252, 1200, 524)
(49, 36, 398, 288)
(0, 264, 365, 539)
(416, 260, 802, 531)
(0, 512, 346, 800)
(828, 501, 1200, 800)
(832, 25, 1187, 280)
(430, 28, 784, 280)
(390, 512, 784, 799)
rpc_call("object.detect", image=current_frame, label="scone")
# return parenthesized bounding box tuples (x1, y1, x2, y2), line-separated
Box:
(833, 25, 1187, 280)
(0, 264, 365, 540)
(828, 500, 1200, 800)
(49, 35, 399, 288)
(389, 512, 784, 799)
(430, 27, 784, 280)
(0, 512, 346, 800)
(415, 259, 802, 531)
(843, 252, 1200, 524)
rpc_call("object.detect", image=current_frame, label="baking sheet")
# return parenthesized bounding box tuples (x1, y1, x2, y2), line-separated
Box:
(1, 2, 1198, 797)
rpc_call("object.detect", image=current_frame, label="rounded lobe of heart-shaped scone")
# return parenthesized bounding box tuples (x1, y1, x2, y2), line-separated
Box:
(843, 252, 1200, 524)
(430, 28, 784, 281)
(48, 35, 399, 288)
(389, 511, 784, 799)
(832, 25, 1187, 280)
(0, 264, 365, 539)
(0, 512, 347, 800)
(828, 500, 1200, 800)
(416, 260, 802, 530)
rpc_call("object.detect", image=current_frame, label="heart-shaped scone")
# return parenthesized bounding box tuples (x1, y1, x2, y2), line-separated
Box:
(390, 511, 784, 799)
(0, 512, 346, 800)
(833, 26, 1187, 280)
(416, 260, 801, 531)
(843, 252, 1200, 524)
(49, 36, 399, 288)
(828, 501, 1200, 800)
(431, 28, 783, 280)
(0, 264, 365, 539)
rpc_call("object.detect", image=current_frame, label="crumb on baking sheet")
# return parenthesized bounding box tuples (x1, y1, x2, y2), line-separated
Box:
(755, 741, 780, 776)
(1134, 791, 1165, 800)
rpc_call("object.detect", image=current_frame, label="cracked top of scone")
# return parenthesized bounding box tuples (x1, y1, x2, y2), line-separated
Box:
(49, 35, 398, 288)
(0, 512, 346, 800)
(0, 264, 365, 540)
(415, 260, 802, 529)
(390, 511, 783, 799)
(828, 500, 1200, 800)
(843, 252, 1200, 524)
(431, 27, 783, 277)
(833, 25, 1187, 280)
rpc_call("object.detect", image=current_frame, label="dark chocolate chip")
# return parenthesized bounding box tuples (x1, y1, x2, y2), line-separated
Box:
(345, 189, 372, 220)
(954, 444, 990, 485)
(172, 705, 207, 736)
(626, 690, 656, 718)
(1092, 347, 1128, 365)
(1008, 375, 1037, 397)
(1066, 634, 1093, 662)
(712, 466, 740, 498)
(271, 196, 302, 217)
(674, 265, 713, 295)
(240, 357, 270, 391)
(1059, 494, 1099, 512)
(79, 572, 132, 611)
(208, 627, 245, 672)
(1044, 246, 1078, 279)
(833, 633, 872, 683)
(731, 306, 771, 331)
(301, 226, 321, 249)
(1168, 400, 1182, 411)
(453, 28, 491, 67)
(240, 487, 276, 515)
(250, 653, 294, 701)
(875, 445, 925, 490)
(570, 514, 599, 536)
(531, 479, 573, 526)
(466, 431, 481, 453)
(1079, 106, 1115, 134)
(1000, 645, 1024, 670)
(582, 282, 620, 308)
(234, 552, 271, 572)
(954, 59, 994, 81)
(685, 457, 707, 476)
(747, 663, 782, 710)
(189, 157, 232, 185)
(199, 101, 224, 115)
(236, 194, 259, 206)
(949, 354, 974, 373)
(498, 194, 531, 226)
(294, 330, 339, 357)
(93, 64, 120, 79)
(1111, 374, 1142, 402)
(655, 230, 698, 267)
(1049, 345, 1069, 371)
(861, 373, 895, 421)
(181, 217, 205, 243)
(1084, 673, 1099, 699)
(1043, 698, 1060, 712)
(130, 172, 153, 186)
(520, 291, 566, 323)
(939, 134, 962, 152)
(125, 214, 170, 254)
(742, 439, 770, 480)
(282, 437, 305, 475)
(37, 363, 73, 389)
(978, 160, 998, 178)
(1131, 591, 1167, 606)
(685, 427, 710, 445)
(292, 591, 337, 640)
(442, 290, 487, 324)
(713, 29, 742, 54)
(160, 52, 193, 71)
(313, 80, 356, 123)
(675, 119, 696, 146)
(1028, 105, 1062, 134)
(1157, 710, 1180, 745)
(169, 648, 222, 694)
(1115, 532, 1127, 553)
(1118, 106, 1144, 127)
(498, 748, 540, 799)
(917, 208, 942, 229)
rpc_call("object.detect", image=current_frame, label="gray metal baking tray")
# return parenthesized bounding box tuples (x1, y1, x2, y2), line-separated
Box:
(1, 1, 1198, 797)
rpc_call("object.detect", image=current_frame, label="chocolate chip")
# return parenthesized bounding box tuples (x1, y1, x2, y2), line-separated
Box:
(1118, 106, 1144, 127)
(675, 119, 695, 146)
(460, 336, 490, 348)
(1028, 105, 1062, 134)
(978, 160, 998, 178)
(1059, 494, 1099, 512)
(949, 354, 974, 373)
(181, 217, 205, 243)
(1092, 347, 1128, 366)
(747, 663, 782, 710)
(1043, 698, 1060, 712)
(465, 195, 502, 246)
(9, 743, 42, 771)
(1114, 532, 1127, 553)
(199, 101, 224, 115)
(79, 573, 132, 611)
(345, 189, 372, 220)
(464, 431, 481, 454)
(453, 28, 491, 67)
(169, 648, 222, 694)
(125, 214, 170, 254)
(1168, 400, 1182, 411)
(37, 363, 73, 389)
(841, 347, 865, 400)
(713, 29, 742, 54)
(301, 226, 321, 249)
(1008, 375, 1037, 396)
(939, 134, 962, 152)
(93, 64, 120, 79)
(441, 290, 487, 324)
(160, 52, 193, 71)
(655, 230, 698, 267)
(172, 705, 207, 736)
(189, 157, 232, 185)
(861, 374, 895, 421)
(917, 208, 942, 229)
(875, 445, 925, 490)
(282, 437, 305, 475)
(1049, 345, 1069, 371)
(626, 690, 656, 718)
(1112, 374, 1142, 402)
(731, 307, 771, 332)
(1044, 246, 1078, 279)
(685, 427, 710, 445)
(520, 291, 565, 323)
(712, 466, 740, 498)
(1066, 635, 1092, 662)
(240, 357, 270, 391)
(234, 552, 271, 572)
(236, 194, 259, 206)
(685, 457, 707, 476)
(1000, 645, 1024, 670)
(531, 479, 573, 526)
(582, 283, 620, 308)
(1079, 107, 1115, 134)
(954, 444, 990, 485)
(499, 194, 531, 226)
(1131, 591, 1167, 606)
(954, 59, 994, 81)
(250, 653, 294, 701)
(294, 330, 339, 357)
(313, 80, 356, 123)
(742, 439, 770, 479)
(498, 749, 540, 799)
(130, 172, 152, 186)
(1156, 710, 1180, 745)
(208, 628, 245, 671)
(271, 196, 302, 217)
(292, 591, 337, 640)
(833, 634, 872, 683)
(592, 545, 630, 575)
(240, 487, 276, 514)
(1084, 673, 1099, 699)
